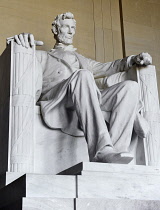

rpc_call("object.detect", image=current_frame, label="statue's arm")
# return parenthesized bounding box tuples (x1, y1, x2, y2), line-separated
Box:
(86, 53, 152, 79)
(81, 53, 151, 89)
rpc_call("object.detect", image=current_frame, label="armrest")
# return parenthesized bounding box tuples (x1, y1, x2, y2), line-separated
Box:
(8, 41, 36, 172)
(131, 65, 160, 166)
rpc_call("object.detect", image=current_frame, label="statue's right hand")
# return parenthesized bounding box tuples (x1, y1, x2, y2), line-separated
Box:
(10, 33, 43, 48)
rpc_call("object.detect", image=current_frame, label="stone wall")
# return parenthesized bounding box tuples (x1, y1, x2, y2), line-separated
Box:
(0, 0, 122, 61)
(121, 0, 160, 95)
(0, 0, 160, 94)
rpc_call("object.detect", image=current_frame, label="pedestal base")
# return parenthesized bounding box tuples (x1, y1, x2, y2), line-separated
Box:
(1, 162, 160, 209)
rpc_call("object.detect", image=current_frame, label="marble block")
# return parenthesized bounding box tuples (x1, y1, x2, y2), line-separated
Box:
(76, 198, 160, 210)
(0, 174, 76, 208)
(0, 198, 74, 210)
(58, 161, 160, 176)
(0, 172, 25, 189)
(77, 173, 160, 200)
(35, 106, 89, 174)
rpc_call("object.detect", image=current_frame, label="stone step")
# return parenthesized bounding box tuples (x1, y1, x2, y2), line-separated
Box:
(76, 198, 160, 210)
(1, 198, 160, 210)
(0, 172, 25, 189)
(0, 174, 76, 208)
(58, 161, 160, 176)
(77, 173, 160, 200)
(1, 163, 160, 208)
(0, 198, 74, 210)
(58, 162, 160, 200)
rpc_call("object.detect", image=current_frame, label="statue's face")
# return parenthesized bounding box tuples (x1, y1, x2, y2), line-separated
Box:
(57, 19, 76, 45)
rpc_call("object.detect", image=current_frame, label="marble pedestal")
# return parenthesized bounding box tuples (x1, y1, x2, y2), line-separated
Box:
(1, 162, 160, 210)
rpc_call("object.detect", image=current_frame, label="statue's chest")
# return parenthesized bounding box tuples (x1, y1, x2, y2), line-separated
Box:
(45, 53, 80, 80)
(42, 54, 79, 91)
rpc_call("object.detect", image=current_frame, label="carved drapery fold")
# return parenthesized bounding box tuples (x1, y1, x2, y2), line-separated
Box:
(8, 41, 35, 172)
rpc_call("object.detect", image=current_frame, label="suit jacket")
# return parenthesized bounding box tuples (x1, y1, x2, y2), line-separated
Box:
(36, 49, 132, 136)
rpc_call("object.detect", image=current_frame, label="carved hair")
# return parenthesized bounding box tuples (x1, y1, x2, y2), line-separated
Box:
(52, 12, 76, 35)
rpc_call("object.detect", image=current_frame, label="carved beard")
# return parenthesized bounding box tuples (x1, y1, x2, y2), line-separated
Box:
(57, 33, 73, 45)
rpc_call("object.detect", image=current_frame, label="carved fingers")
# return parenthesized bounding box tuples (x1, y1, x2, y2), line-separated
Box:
(135, 52, 152, 66)
(14, 33, 44, 48)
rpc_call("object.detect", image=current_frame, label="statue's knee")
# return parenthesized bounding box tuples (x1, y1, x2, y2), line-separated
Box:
(77, 70, 93, 80)
(123, 81, 139, 92)
(121, 81, 139, 100)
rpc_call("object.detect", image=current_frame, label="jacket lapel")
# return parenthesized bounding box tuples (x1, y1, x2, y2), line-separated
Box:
(48, 50, 73, 72)
(74, 52, 87, 69)
(48, 49, 86, 70)
(48, 49, 64, 60)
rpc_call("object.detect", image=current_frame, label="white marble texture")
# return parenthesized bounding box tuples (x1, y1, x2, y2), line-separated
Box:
(8, 41, 36, 173)
(0, 174, 76, 207)
(0, 172, 25, 189)
(58, 161, 160, 176)
(76, 198, 160, 210)
(77, 173, 160, 200)
(1, 198, 74, 210)
(34, 106, 89, 174)
(136, 65, 160, 166)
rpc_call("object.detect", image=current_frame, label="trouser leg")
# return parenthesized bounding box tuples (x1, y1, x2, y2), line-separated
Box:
(101, 80, 139, 152)
(67, 70, 113, 160)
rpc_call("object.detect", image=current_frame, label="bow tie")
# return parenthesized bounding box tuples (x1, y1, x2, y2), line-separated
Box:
(52, 43, 77, 52)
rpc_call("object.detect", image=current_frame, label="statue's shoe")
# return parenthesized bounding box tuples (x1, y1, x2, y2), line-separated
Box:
(93, 152, 133, 164)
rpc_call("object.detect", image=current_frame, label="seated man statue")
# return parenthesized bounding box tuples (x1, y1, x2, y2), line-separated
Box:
(13, 12, 152, 164)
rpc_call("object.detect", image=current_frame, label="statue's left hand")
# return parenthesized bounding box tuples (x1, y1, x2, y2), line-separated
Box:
(133, 52, 152, 66)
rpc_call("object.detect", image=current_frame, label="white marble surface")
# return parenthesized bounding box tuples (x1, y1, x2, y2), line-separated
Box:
(0, 174, 76, 207)
(76, 198, 160, 210)
(9, 42, 36, 173)
(2, 197, 160, 210)
(1, 198, 74, 210)
(26, 174, 76, 198)
(0, 162, 160, 209)
(35, 106, 89, 174)
(58, 161, 160, 176)
(0, 172, 25, 189)
(136, 65, 160, 166)
(77, 172, 160, 200)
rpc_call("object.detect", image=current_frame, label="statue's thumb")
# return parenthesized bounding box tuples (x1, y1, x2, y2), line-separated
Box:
(35, 40, 44, 46)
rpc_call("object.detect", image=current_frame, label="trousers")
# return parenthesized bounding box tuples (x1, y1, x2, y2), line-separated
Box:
(67, 70, 139, 160)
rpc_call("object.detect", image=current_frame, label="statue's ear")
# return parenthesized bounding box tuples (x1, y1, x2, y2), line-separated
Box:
(52, 26, 57, 35)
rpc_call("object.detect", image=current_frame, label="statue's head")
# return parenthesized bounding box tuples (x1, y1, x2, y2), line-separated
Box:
(52, 12, 76, 45)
